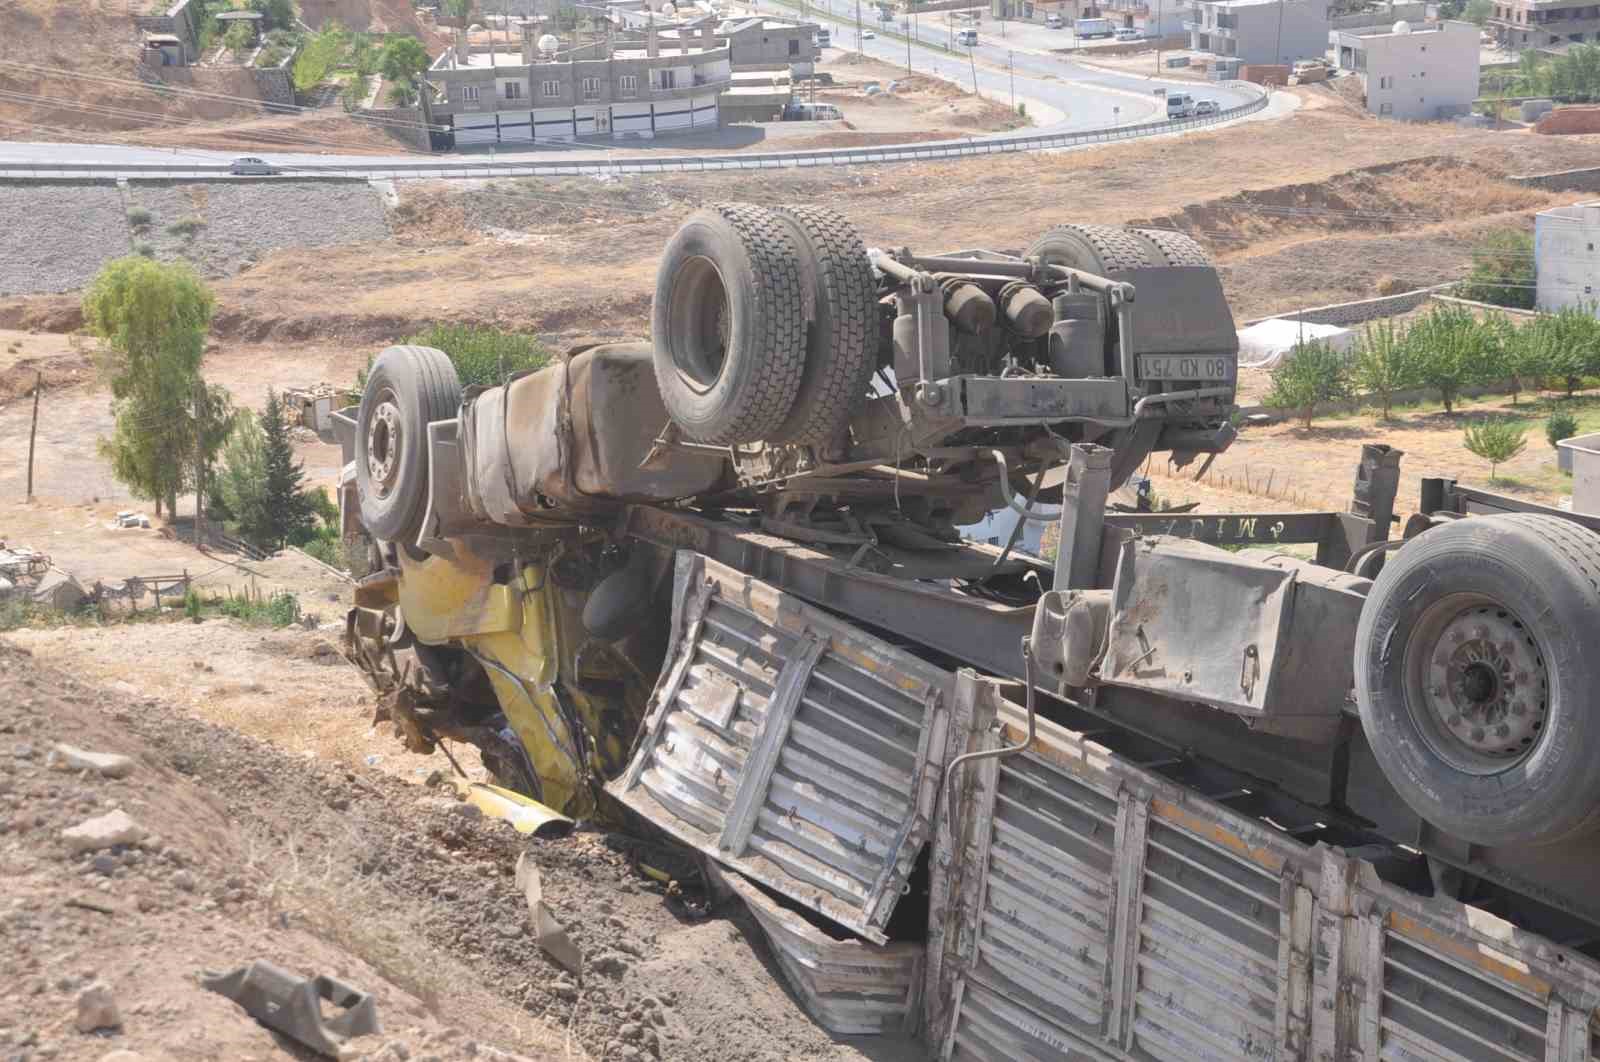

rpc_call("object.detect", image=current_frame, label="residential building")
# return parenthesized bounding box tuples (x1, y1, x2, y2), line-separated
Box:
(1536, 203, 1600, 313)
(427, 23, 731, 145)
(1187, 0, 1330, 64)
(1335, 19, 1479, 119)
(1101, 0, 1188, 36)
(713, 18, 820, 74)
(1488, 0, 1600, 49)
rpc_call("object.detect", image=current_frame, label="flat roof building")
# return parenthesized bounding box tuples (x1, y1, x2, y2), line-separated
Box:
(1335, 19, 1479, 120)
(1487, 0, 1600, 49)
(1187, 0, 1330, 64)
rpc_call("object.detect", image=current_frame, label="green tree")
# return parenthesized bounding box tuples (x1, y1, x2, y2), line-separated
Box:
(217, 410, 269, 541)
(222, 21, 254, 55)
(405, 323, 549, 387)
(1547, 305, 1600, 396)
(1265, 339, 1352, 428)
(1548, 410, 1580, 448)
(260, 389, 316, 549)
(1406, 305, 1488, 413)
(246, 0, 296, 31)
(1463, 420, 1527, 481)
(378, 36, 429, 85)
(1464, 0, 1492, 24)
(1457, 228, 1535, 310)
(442, 0, 472, 19)
(83, 257, 218, 518)
(292, 24, 344, 91)
(387, 81, 418, 107)
(1351, 319, 1417, 419)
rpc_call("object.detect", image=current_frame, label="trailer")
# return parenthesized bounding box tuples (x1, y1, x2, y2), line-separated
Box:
(337, 205, 1600, 1056)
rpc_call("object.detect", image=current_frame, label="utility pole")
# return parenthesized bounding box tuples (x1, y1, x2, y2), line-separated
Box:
(24, 371, 40, 501)
(193, 378, 206, 548)
(1155, 0, 1162, 73)
(1274, 0, 1285, 65)
(906, 16, 912, 70)
(855, 0, 862, 45)
(1009, 49, 1015, 108)
(969, 38, 979, 95)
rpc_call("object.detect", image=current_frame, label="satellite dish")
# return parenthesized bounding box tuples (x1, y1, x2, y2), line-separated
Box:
(661, 2, 677, 16)
(1393, 19, 1412, 32)
(538, 33, 560, 54)
(467, 22, 483, 31)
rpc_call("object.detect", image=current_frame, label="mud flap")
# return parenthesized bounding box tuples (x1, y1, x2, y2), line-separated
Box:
(608, 551, 994, 944)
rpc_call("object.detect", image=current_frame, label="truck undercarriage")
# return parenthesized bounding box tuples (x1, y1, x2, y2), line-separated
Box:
(337, 204, 1600, 1059)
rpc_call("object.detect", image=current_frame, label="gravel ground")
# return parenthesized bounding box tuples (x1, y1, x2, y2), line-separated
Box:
(0, 179, 390, 296)
(0, 181, 131, 296)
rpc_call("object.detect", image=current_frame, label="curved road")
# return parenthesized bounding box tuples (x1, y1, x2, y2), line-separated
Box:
(0, 18, 1262, 176)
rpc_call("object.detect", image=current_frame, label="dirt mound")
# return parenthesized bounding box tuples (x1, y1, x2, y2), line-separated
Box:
(0, 350, 92, 402)
(1125, 157, 1550, 255)
(0, 631, 919, 1060)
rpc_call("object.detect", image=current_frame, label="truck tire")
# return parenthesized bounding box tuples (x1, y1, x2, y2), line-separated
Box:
(355, 345, 461, 545)
(1024, 223, 1154, 276)
(767, 206, 877, 447)
(1130, 227, 1212, 267)
(652, 204, 806, 444)
(1355, 514, 1600, 847)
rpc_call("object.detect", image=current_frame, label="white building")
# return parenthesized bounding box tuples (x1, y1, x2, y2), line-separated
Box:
(1187, 0, 1329, 65)
(1334, 19, 1479, 121)
(1536, 203, 1600, 313)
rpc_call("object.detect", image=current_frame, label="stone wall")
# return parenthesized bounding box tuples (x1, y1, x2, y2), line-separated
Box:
(1509, 166, 1600, 192)
(1241, 284, 1451, 328)
(1536, 106, 1600, 135)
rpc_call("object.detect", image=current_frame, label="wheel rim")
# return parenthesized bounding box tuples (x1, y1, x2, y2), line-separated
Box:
(1404, 593, 1550, 775)
(666, 255, 730, 394)
(366, 390, 404, 500)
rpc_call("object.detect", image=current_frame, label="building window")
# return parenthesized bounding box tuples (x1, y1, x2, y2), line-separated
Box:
(788, 38, 800, 55)
(1379, 75, 1392, 88)
(504, 81, 522, 100)
(655, 69, 677, 89)
(1379, 102, 1392, 114)
(619, 74, 638, 96)
(460, 84, 480, 102)
(542, 79, 560, 98)
(582, 76, 600, 99)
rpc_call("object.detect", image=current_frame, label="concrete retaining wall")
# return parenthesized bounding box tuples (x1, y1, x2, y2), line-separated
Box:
(1536, 105, 1600, 134)
(1511, 165, 1600, 192)
(358, 105, 432, 150)
(1241, 284, 1451, 328)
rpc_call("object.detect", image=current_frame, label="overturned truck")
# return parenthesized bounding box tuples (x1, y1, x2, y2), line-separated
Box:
(340, 204, 1600, 1058)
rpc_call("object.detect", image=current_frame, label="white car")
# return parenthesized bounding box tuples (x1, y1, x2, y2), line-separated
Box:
(1194, 99, 1219, 116)
(862, 29, 875, 38)
(1113, 27, 1142, 41)
(229, 156, 278, 176)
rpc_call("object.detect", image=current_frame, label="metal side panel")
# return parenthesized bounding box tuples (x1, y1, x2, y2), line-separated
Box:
(711, 863, 924, 1037)
(935, 701, 1321, 1062)
(611, 551, 990, 944)
(1336, 852, 1600, 1062)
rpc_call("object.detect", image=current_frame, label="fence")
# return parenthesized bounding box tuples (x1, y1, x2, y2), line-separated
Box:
(0, 86, 1268, 181)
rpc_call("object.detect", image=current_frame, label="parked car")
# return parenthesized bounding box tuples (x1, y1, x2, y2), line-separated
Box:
(1194, 98, 1219, 116)
(1045, 12, 1064, 27)
(228, 156, 278, 176)
(861, 29, 875, 38)
(1113, 27, 1142, 40)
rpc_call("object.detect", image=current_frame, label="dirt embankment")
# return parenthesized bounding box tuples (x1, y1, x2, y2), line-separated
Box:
(0, 629, 920, 1061)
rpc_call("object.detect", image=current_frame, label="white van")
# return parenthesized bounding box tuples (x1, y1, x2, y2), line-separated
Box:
(956, 28, 978, 46)
(1166, 92, 1195, 119)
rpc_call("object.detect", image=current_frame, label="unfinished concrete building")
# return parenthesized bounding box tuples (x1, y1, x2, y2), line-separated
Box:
(1488, 0, 1600, 47)
(427, 24, 732, 145)
(1335, 19, 1479, 120)
(1186, 0, 1330, 63)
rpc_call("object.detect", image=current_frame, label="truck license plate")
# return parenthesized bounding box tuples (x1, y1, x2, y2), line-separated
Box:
(1138, 355, 1231, 381)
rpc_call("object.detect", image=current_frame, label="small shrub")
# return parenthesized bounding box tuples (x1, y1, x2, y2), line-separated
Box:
(1547, 410, 1580, 448)
(1463, 420, 1527, 481)
(406, 324, 549, 388)
(166, 216, 205, 238)
(1374, 275, 1407, 296)
(1265, 340, 1352, 428)
(183, 588, 204, 622)
(218, 590, 301, 627)
(1016, 102, 1027, 118)
(126, 207, 153, 229)
(132, 241, 155, 258)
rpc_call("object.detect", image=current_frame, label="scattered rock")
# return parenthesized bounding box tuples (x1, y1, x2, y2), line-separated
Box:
(61, 810, 147, 854)
(170, 869, 196, 892)
(74, 981, 121, 1033)
(99, 1051, 145, 1062)
(90, 853, 118, 875)
(48, 744, 135, 778)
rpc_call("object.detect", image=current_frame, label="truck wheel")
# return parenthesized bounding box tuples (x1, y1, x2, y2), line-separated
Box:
(355, 345, 461, 544)
(1130, 228, 1212, 267)
(767, 206, 877, 447)
(1025, 223, 1154, 276)
(652, 204, 806, 444)
(1355, 514, 1600, 847)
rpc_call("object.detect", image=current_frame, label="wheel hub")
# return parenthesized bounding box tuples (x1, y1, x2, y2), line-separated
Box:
(366, 398, 403, 499)
(1419, 603, 1547, 766)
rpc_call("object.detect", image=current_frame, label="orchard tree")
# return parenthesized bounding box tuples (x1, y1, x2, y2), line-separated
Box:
(379, 37, 429, 86)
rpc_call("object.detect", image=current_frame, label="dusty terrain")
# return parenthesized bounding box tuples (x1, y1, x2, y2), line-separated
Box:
(0, 630, 925, 1061)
